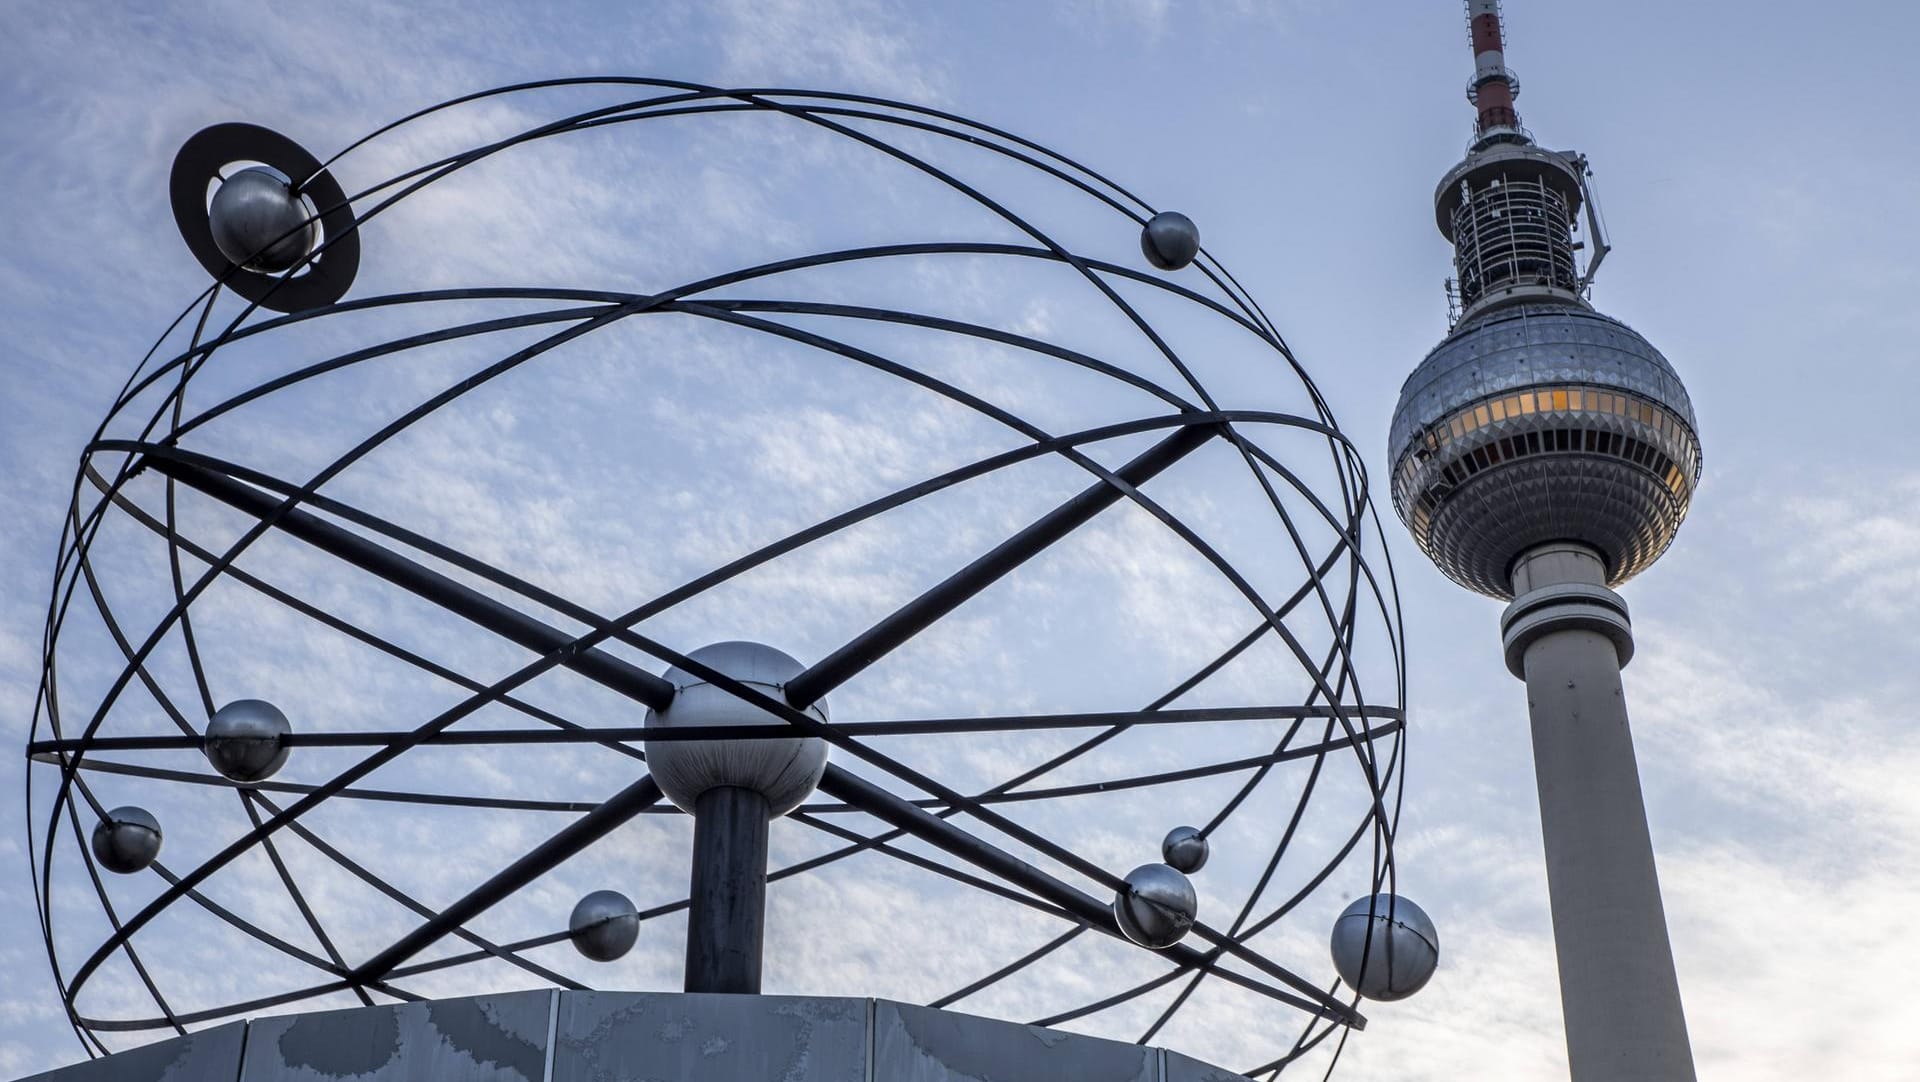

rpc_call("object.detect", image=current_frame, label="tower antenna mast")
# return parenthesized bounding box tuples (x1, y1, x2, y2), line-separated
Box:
(1465, 0, 1524, 143)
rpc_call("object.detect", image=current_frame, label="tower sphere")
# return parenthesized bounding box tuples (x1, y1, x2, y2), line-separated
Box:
(207, 166, 316, 273)
(643, 641, 829, 816)
(203, 698, 292, 783)
(1329, 893, 1438, 1001)
(1388, 304, 1702, 598)
(90, 806, 162, 875)
(568, 890, 640, 962)
(1112, 863, 1198, 949)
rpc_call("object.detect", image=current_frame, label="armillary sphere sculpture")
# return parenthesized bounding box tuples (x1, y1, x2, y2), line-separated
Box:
(26, 79, 1432, 1078)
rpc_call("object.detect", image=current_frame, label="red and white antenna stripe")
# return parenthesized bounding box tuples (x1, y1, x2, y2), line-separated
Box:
(1466, 0, 1521, 135)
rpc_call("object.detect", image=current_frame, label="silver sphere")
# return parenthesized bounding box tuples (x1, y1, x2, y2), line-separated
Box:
(90, 806, 162, 874)
(644, 641, 829, 816)
(1387, 304, 1701, 598)
(568, 889, 640, 962)
(1329, 893, 1439, 1001)
(1161, 825, 1209, 874)
(1140, 211, 1201, 271)
(203, 698, 292, 783)
(1112, 863, 1198, 949)
(208, 167, 316, 273)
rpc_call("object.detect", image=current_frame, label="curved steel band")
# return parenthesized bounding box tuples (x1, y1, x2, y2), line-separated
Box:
(1499, 581, 1634, 678)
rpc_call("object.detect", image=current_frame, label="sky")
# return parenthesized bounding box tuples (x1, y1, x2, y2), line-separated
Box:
(2, 1, 1918, 1079)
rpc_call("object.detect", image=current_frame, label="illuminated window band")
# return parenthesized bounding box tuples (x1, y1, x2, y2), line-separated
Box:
(1394, 383, 1702, 537)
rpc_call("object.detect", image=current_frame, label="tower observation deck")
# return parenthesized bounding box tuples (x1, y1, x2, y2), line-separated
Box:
(1387, 4, 1704, 1079)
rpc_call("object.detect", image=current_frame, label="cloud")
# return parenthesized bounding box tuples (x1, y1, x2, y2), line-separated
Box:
(1774, 471, 1920, 624)
(708, 0, 945, 102)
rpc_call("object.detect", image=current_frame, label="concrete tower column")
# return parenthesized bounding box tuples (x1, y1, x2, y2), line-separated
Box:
(1500, 543, 1695, 1081)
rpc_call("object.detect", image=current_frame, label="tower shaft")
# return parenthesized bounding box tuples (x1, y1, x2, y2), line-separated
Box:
(1503, 545, 1696, 1080)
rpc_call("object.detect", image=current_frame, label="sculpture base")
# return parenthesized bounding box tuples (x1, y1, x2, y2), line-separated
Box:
(24, 992, 1250, 1081)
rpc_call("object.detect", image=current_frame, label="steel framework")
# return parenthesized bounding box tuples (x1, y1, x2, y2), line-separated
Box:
(26, 79, 1407, 1079)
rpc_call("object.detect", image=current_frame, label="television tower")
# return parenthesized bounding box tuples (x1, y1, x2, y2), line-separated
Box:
(1387, 3, 1702, 1079)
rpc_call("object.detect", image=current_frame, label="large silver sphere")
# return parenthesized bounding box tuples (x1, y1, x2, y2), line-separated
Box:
(1112, 863, 1198, 949)
(1161, 825, 1209, 874)
(1140, 211, 1200, 271)
(568, 889, 640, 962)
(208, 167, 316, 273)
(1387, 304, 1702, 597)
(203, 698, 292, 783)
(1329, 893, 1439, 1001)
(644, 641, 829, 816)
(90, 806, 162, 875)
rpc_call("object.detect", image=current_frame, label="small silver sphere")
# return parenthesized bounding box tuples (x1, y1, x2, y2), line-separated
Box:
(90, 806, 162, 874)
(203, 699, 292, 783)
(1112, 863, 1198, 949)
(644, 641, 829, 816)
(568, 889, 640, 962)
(1161, 825, 1209, 874)
(1140, 211, 1200, 271)
(1329, 893, 1439, 1001)
(208, 167, 316, 273)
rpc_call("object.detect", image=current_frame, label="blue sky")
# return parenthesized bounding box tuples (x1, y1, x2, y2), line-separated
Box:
(2, 1, 1917, 1079)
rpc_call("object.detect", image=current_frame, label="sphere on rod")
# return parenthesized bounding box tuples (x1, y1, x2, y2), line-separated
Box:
(1112, 863, 1197, 949)
(1140, 211, 1200, 271)
(569, 890, 640, 962)
(90, 807, 162, 875)
(1161, 825, 1209, 874)
(203, 699, 293, 784)
(207, 167, 316, 274)
(644, 641, 828, 817)
(1328, 893, 1439, 1001)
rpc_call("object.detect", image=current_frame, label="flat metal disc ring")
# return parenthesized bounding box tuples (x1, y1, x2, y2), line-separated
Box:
(169, 122, 361, 313)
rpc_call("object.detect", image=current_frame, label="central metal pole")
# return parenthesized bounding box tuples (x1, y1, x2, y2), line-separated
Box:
(685, 786, 771, 994)
(1501, 543, 1695, 1081)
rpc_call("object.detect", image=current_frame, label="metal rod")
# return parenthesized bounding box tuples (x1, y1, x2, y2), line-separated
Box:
(684, 786, 771, 994)
(784, 423, 1214, 708)
(813, 766, 1363, 1027)
(352, 774, 662, 983)
(147, 456, 677, 711)
(26, 704, 1402, 755)
(32, 714, 1400, 816)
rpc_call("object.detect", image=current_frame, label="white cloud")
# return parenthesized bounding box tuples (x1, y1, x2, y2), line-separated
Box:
(1775, 472, 1920, 624)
